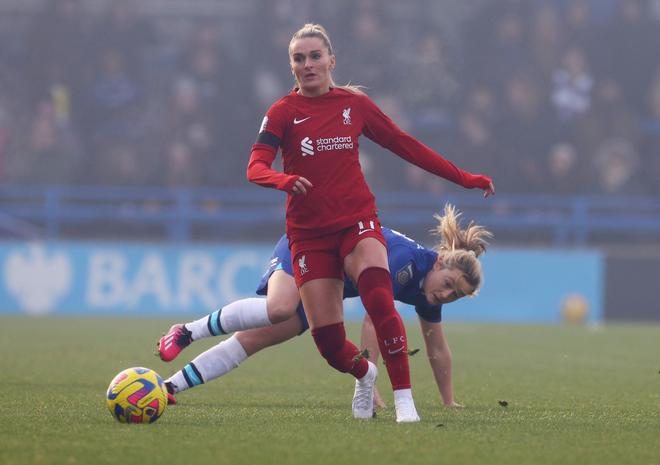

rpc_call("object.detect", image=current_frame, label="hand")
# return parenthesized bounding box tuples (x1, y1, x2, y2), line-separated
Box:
(465, 173, 495, 197)
(483, 180, 495, 198)
(291, 176, 313, 195)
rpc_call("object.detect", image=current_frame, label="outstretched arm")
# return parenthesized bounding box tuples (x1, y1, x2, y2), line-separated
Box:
(360, 95, 495, 197)
(418, 318, 462, 407)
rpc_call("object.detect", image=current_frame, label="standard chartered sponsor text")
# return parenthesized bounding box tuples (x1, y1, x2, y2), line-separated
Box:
(316, 136, 354, 151)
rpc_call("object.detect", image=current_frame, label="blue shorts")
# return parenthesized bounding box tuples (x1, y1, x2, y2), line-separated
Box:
(256, 234, 309, 334)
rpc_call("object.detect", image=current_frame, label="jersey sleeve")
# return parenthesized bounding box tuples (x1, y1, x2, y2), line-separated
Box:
(247, 101, 299, 193)
(252, 101, 288, 153)
(358, 95, 492, 190)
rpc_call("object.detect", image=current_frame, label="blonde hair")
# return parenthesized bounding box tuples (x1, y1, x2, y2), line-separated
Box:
(431, 204, 493, 297)
(289, 23, 364, 94)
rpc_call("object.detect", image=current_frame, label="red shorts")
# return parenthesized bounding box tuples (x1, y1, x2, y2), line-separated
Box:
(290, 217, 386, 288)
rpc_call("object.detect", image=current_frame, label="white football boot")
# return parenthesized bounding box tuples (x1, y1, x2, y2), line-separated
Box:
(352, 361, 378, 419)
(394, 389, 421, 423)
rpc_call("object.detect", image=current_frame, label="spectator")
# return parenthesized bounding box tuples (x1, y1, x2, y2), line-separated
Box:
(576, 77, 641, 162)
(5, 100, 82, 184)
(592, 138, 643, 195)
(158, 78, 218, 186)
(453, 109, 500, 184)
(640, 66, 660, 195)
(462, 0, 531, 86)
(530, 4, 564, 75)
(25, 0, 87, 106)
(464, 84, 499, 127)
(602, 0, 660, 108)
(163, 140, 203, 188)
(551, 46, 594, 125)
(564, 0, 597, 47)
(92, 142, 144, 186)
(473, 7, 532, 88)
(88, 0, 156, 81)
(400, 31, 457, 145)
(1, 0, 658, 196)
(342, 10, 395, 89)
(82, 47, 143, 150)
(495, 71, 558, 192)
(543, 142, 585, 194)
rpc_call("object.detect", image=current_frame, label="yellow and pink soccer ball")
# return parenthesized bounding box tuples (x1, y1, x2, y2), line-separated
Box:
(106, 367, 168, 424)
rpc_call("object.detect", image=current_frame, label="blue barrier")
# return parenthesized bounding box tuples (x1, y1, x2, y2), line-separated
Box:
(0, 241, 603, 323)
(1, 185, 660, 246)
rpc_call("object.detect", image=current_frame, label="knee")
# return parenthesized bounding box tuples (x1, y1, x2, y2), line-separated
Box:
(266, 299, 299, 324)
(361, 289, 397, 323)
(312, 331, 343, 358)
(361, 286, 392, 309)
(312, 336, 351, 373)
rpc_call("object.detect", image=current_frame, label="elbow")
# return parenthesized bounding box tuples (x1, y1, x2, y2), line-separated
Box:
(246, 165, 258, 184)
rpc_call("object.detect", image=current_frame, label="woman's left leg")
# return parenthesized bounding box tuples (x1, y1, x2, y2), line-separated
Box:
(344, 237, 410, 390)
(344, 237, 420, 422)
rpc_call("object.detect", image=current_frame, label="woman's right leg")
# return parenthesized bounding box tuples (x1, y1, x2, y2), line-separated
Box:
(188, 270, 300, 336)
(164, 271, 303, 393)
(299, 278, 367, 376)
(165, 316, 303, 394)
(300, 278, 377, 419)
(158, 271, 300, 361)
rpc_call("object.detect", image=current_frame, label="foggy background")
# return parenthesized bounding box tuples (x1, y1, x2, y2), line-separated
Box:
(0, 0, 659, 247)
(0, 0, 658, 321)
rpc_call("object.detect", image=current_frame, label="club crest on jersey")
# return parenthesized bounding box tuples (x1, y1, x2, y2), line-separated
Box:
(342, 107, 352, 125)
(396, 262, 414, 286)
(298, 255, 309, 275)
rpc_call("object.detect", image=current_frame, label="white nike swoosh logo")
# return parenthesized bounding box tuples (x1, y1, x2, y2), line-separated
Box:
(358, 229, 375, 235)
(293, 117, 311, 124)
(387, 346, 404, 355)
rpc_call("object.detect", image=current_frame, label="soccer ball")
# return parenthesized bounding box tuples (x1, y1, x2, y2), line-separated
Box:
(106, 367, 168, 424)
(561, 293, 589, 324)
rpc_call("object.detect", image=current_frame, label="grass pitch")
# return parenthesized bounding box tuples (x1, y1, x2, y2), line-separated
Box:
(0, 316, 658, 465)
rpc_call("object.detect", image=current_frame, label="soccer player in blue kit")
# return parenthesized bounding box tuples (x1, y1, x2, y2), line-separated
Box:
(159, 204, 492, 411)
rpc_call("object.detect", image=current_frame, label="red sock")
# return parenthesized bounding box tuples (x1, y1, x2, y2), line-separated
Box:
(357, 267, 411, 390)
(311, 322, 368, 379)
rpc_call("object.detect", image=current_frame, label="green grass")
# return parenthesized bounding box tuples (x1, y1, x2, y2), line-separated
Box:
(0, 317, 659, 465)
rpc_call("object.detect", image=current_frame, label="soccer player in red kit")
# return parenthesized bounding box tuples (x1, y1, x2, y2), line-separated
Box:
(247, 23, 494, 422)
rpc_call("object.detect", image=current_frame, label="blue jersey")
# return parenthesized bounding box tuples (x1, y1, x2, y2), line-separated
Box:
(257, 228, 443, 329)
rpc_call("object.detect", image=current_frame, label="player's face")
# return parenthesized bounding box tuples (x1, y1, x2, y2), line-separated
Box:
(290, 37, 335, 97)
(422, 265, 467, 306)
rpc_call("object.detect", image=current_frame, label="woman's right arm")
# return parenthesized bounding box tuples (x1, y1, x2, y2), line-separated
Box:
(247, 149, 314, 195)
(247, 104, 313, 195)
(418, 318, 462, 407)
(247, 147, 298, 192)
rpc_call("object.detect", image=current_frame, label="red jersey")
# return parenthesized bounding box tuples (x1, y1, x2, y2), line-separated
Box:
(248, 88, 490, 241)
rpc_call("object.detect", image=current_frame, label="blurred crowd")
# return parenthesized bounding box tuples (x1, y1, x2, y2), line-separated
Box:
(1, 0, 659, 195)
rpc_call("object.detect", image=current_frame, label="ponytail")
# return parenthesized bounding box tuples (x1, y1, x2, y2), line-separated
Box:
(431, 204, 493, 296)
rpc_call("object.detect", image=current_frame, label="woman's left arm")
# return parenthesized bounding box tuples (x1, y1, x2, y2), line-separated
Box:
(418, 318, 462, 407)
(360, 95, 494, 196)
